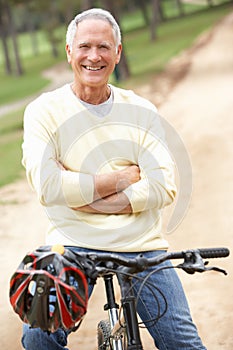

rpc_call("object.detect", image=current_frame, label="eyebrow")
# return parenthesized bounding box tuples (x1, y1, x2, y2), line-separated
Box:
(78, 41, 113, 48)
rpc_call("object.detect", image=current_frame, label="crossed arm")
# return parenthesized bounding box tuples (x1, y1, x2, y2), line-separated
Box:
(23, 100, 176, 216)
(66, 164, 140, 214)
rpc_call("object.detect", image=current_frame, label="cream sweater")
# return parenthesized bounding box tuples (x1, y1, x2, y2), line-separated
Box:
(22, 84, 176, 252)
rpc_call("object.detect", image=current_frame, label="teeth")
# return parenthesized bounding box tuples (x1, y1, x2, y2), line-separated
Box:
(85, 66, 101, 71)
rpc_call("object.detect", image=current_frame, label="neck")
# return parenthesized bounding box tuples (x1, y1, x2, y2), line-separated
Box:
(71, 83, 111, 105)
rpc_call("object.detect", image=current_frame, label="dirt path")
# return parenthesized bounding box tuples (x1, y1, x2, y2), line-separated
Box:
(1, 12, 233, 349)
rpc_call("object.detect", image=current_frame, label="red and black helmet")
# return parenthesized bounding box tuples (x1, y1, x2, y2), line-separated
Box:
(9, 245, 88, 332)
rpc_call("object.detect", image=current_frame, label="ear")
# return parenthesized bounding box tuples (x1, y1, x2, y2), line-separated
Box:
(116, 44, 122, 64)
(66, 44, 72, 64)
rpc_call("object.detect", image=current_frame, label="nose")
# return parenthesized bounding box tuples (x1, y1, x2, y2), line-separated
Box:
(87, 47, 101, 62)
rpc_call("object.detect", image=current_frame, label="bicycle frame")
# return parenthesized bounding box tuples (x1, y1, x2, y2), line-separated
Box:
(103, 272, 143, 350)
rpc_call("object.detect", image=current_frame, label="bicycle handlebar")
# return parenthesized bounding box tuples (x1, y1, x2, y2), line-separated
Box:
(69, 247, 229, 263)
(61, 246, 229, 277)
(196, 247, 230, 259)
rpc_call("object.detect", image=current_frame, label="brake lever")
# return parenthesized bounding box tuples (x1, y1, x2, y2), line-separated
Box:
(202, 262, 227, 275)
(177, 251, 227, 275)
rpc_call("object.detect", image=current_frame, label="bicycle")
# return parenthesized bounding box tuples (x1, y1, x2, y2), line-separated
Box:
(57, 245, 230, 350)
(10, 245, 230, 350)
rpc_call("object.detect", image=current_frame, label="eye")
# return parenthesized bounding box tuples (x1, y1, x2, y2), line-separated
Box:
(79, 44, 90, 49)
(99, 44, 110, 50)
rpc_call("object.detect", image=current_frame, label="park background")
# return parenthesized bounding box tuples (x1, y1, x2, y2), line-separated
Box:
(0, 0, 232, 349)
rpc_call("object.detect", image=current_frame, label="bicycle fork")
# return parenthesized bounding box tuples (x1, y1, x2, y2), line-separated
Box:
(103, 274, 143, 350)
(103, 274, 123, 350)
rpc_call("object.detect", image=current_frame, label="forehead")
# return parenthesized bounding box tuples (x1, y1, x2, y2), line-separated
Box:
(75, 18, 115, 42)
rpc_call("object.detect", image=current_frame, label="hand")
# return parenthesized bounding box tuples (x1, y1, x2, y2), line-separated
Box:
(117, 165, 140, 192)
(122, 164, 141, 184)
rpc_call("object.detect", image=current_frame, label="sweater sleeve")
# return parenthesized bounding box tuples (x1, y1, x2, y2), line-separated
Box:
(22, 100, 94, 207)
(123, 112, 177, 212)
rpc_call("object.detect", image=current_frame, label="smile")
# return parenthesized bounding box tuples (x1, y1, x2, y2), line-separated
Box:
(83, 66, 104, 71)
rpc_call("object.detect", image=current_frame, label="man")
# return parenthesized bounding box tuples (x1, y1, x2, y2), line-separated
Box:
(21, 8, 206, 350)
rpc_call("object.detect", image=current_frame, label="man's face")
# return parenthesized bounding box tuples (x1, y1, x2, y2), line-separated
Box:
(66, 19, 122, 88)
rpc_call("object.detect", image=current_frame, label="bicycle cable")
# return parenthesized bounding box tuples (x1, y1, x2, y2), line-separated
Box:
(134, 265, 176, 328)
(99, 266, 169, 328)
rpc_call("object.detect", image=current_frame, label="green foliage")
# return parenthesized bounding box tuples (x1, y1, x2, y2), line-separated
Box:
(124, 4, 231, 82)
(121, 9, 146, 32)
(162, 0, 207, 17)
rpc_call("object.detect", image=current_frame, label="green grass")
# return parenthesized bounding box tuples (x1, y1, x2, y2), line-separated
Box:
(0, 107, 24, 136)
(0, 25, 66, 105)
(0, 48, 65, 105)
(0, 108, 24, 187)
(0, 132, 24, 187)
(0, 3, 232, 188)
(0, 72, 49, 106)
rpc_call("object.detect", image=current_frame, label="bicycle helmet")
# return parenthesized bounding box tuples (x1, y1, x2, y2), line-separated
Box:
(9, 245, 88, 332)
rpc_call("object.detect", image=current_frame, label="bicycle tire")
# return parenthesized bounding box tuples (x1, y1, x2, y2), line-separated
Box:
(97, 319, 127, 350)
(97, 320, 111, 350)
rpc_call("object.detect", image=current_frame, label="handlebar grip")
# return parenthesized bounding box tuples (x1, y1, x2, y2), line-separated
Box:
(198, 247, 230, 259)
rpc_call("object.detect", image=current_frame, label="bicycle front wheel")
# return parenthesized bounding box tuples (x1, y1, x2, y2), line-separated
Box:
(97, 320, 111, 350)
(97, 319, 127, 350)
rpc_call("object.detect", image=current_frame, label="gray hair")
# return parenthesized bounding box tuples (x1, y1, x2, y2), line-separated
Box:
(66, 8, 122, 52)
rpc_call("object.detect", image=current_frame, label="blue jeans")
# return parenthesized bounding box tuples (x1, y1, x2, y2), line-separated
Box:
(22, 248, 206, 350)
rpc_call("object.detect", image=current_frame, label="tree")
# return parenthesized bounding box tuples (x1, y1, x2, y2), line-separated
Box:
(0, 0, 23, 75)
(207, 0, 214, 6)
(0, 0, 12, 74)
(32, 0, 62, 58)
(150, 0, 160, 41)
(101, 0, 130, 80)
(81, 0, 95, 11)
(62, 0, 81, 23)
(25, 2, 39, 56)
(135, 0, 150, 26)
(175, 0, 184, 17)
